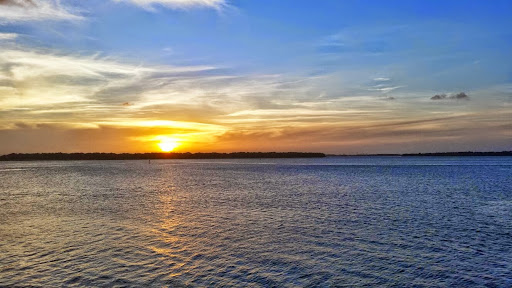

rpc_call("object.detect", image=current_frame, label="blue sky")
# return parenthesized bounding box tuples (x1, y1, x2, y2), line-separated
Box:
(0, 0, 511, 153)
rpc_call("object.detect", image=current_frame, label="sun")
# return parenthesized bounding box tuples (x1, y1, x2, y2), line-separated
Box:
(158, 138, 180, 152)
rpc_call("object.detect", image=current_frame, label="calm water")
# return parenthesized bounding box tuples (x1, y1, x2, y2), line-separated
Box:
(1, 157, 511, 287)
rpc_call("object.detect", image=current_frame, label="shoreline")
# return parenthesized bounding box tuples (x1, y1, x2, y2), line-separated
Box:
(0, 152, 326, 161)
(0, 151, 511, 161)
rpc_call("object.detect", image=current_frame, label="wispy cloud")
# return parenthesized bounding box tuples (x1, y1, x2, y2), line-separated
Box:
(365, 76, 403, 94)
(316, 25, 408, 56)
(0, 32, 18, 40)
(114, 0, 227, 10)
(368, 85, 403, 92)
(212, 110, 512, 153)
(0, 47, 218, 117)
(0, 0, 82, 23)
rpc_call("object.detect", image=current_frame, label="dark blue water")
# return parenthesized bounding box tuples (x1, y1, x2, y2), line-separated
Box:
(1, 157, 511, 287)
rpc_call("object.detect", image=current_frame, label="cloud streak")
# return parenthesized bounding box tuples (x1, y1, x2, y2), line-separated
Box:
(0, 0, 82, 23)
(0, 0, 227, 24)
(0, 32, 18, 40)
(114, 0, 227, 10)
(0, 48, 217, 110)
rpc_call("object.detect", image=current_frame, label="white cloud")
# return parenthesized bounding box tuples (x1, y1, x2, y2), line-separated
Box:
(114, 0, 226, 10)
(368, 85, 403, 92)
(162, 46, 174, 54)
(0, 32, 18, 40)
(0, 48, 216, 111)
(0, 0, 82, 23)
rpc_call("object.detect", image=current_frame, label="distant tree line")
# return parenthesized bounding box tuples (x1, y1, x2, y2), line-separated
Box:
(402, 151, 512, 157)
(0, 152, 327, 161)
(1, 151, 510, 161)
(327, 151, 512, 157)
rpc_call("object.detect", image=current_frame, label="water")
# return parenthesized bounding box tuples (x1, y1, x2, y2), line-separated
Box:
(1, 157, 511, 287)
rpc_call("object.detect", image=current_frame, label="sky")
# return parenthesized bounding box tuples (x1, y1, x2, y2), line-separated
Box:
(0, 0, 511, 154)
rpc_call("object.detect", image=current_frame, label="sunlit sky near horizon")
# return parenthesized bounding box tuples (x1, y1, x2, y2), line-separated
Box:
(0, 0, 511, 154)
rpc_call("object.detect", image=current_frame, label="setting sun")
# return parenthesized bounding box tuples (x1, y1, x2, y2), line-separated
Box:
(158, 138, 180, 152)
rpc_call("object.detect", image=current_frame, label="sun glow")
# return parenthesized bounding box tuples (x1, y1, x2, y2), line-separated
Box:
(157, 138, 180, 152)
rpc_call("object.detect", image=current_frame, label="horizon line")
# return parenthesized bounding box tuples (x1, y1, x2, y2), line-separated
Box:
(1, 151, 511, 161)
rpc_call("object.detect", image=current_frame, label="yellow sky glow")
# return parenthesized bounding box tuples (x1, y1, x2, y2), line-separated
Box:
(0, 44, 510, 154)
(157, 137, 181, 152)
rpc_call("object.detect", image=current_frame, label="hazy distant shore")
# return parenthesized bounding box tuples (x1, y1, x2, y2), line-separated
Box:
(0, 151, 511, 161)
(329, 151, 512, 157)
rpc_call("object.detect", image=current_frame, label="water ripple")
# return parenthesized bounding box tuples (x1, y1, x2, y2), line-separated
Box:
(1, 157, 511, 286)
